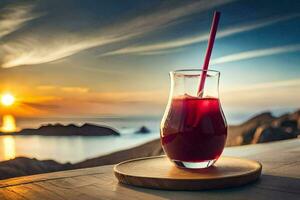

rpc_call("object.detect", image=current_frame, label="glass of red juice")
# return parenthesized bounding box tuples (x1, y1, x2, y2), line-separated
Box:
(160, 69, 227, 169)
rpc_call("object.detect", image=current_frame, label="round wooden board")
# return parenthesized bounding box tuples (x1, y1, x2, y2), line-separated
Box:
(114, 155, 262, 190)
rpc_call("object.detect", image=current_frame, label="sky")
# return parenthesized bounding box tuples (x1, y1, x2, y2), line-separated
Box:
(0, 0, 300, 124)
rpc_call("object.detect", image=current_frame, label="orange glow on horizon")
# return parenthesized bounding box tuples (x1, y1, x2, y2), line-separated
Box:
(1, 115, 17, 133)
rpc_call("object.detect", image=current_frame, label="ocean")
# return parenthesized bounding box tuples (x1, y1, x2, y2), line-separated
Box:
(0, 117, 161, 163)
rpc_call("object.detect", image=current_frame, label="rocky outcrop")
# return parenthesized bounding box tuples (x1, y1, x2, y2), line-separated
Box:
(0, 123, 120, 136)
(0, 157, 71, 180)
(226, 112, 275, 146)
(252, 125, 297, 144)
(135, 126, 151, 134)
(227, 110, 300, 146)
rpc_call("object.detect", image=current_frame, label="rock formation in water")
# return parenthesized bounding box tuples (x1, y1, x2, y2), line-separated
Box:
(0, 123, 120, 136)
(135, 126, 151, 134)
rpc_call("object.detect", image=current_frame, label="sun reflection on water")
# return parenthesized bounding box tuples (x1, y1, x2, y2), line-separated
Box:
(3, 136, 16, 160)
(1, 115, 17, 132)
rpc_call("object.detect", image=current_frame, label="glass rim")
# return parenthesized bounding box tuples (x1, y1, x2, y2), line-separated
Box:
(170, 69, 220, 76)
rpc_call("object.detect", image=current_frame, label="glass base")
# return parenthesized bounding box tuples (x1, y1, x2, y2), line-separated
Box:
(172, 159, 217, 169)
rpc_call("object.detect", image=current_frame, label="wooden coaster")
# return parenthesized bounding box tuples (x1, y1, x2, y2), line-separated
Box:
(114, 155, 262, 190)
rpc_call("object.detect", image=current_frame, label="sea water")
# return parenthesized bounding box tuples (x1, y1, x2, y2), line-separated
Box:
(0, 117, 160, 163)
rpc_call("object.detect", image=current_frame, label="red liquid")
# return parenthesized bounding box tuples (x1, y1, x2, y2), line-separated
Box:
(161, 96, 227, 162)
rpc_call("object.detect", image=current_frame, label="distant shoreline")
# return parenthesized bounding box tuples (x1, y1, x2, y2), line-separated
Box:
(0, 123, 120, 136)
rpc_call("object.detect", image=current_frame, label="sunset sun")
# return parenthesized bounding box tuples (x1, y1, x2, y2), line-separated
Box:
(1, 93, 15, 106)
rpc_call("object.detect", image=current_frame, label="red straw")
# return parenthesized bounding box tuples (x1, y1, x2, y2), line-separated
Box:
(198, 11, 221, 96)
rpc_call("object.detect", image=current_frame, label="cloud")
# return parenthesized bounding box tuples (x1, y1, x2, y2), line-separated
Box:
(13, 90, 166, 117)
(65, 90, 167, 116)
(221, 79, 300, 108)
(36, 85, 56, 90)
(0, 34, 125, 68)
(0, 2, 40, 38)
(0, 0, 234, 68)
(35, 84, 165, 104)
(21, 102, 60, 110)
(0, 95, 63, 117)
(61, 87, 89, 93)
(88, 91, 166, 104)
(104, 13, 300, 56)
(211, 44, 300, 64)
(223, 78, 300, 93)
(37, 85, 89, 93)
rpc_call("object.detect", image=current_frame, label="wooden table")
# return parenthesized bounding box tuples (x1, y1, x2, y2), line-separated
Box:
(1, 139, 299, 200)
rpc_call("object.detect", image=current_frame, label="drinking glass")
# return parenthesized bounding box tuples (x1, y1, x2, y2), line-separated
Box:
(160, 69, 227, 169)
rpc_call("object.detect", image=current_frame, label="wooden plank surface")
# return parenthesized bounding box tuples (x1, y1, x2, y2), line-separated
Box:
(0, 138, 300, 200)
